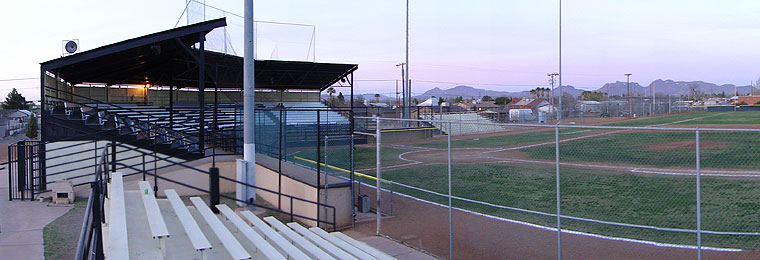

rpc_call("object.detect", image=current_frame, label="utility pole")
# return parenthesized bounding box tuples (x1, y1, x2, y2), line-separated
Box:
(548, 73, 558, 119)
(396, 63, 406, 119)
(625, 73, 632, 117)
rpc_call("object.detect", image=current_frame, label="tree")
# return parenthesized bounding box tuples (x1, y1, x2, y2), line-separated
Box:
(326, 87, 336, 100)
(529, 89, 537, 99)
(454, 96, 463, 103)
(482, 95, 493, 101)
(738, 101, 748, 106)
(26, 114, 38, 139)
(337, 92, 345, 105)
(2, 88, 29, 110)
(374, 93, 380, 102)
(494, 96, 512, 105)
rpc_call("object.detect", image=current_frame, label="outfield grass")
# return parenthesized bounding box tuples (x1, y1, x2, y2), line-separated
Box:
(523, 131, 760, 169)
(415, 128, 597, 149)
(288, 146, 413, 170)
(363, 163, 760, 249)
(674, 111, 760, 124)
(605, 112, 716, 127)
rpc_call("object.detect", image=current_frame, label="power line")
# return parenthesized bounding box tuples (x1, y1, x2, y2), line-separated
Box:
(0, 78, 37, 82)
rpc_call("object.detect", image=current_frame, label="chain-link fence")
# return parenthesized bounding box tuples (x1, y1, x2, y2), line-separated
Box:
(354, 115, 760, 259)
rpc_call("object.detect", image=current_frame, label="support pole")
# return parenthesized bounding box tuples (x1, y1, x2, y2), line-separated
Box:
(558, 0, 563, 122)
(243, 0, 257, 205)
(555, 125, 562, 259)
(110, 141, 116, 172)
(198, 33, 206, 153)
(39, 69, 46, 191)
(404, 0, 410, 120)
(375, 116, 381, 236)
(696, 129, 702, 260)
(210, 167, 220, 214)
(447, 121, 453, 260)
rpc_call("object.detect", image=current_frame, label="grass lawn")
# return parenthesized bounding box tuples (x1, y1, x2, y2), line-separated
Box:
(43, 200, 86, 260)
(364, 163, 760, 249)
(288, 146, 414, 170)
(414, 128, 597, 149)
(522, 131, 760, 169)
(674, 111, 760, 124)
(605, 112, 717, 127)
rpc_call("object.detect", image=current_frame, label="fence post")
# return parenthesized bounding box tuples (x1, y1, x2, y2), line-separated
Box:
(210, 167, 220, 214)
(555, 125, 562, 260)
(142, 154, 146, 181)
(375, 116, 382, 236)
(17, 141, 26, 200)
(7, 144, 11, 201)
(92, 183, 105, 260)
(696, 129, 702, 260)
(110, 141, 116, 172)
(447, 121, 453, 260)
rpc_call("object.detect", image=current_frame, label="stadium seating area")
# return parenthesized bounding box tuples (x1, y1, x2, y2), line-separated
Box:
(421, 112, 507, 136)
(105, 172, 395, 260)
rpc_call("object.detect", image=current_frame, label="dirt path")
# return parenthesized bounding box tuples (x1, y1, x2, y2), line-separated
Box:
(354, 183, 760, 260)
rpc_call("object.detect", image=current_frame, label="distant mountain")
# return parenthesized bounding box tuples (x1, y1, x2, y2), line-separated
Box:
(595, 80, 753, 97)
(374, 79, 756, 102)
(642, 79, 751, 97)
(415, 85, 585, 99)
(597, 81, 647, 96)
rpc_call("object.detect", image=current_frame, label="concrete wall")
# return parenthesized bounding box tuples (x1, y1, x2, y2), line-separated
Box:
(46, 141, 183, 189)
(254, 155, 353, 229)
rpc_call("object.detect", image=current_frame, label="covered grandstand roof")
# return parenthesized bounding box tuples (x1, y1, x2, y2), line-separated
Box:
(40, 18, 357, 91)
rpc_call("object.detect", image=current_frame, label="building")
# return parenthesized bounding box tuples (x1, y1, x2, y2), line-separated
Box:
(734, 96, 760, 105)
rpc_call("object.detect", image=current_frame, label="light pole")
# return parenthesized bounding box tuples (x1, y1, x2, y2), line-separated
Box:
(625, 73, 632, 117)
(548, 73, 558, 120)
(396, 63, 406, 119)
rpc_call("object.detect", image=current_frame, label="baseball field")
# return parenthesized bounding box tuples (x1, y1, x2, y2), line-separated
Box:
(293, 111, 760, 250)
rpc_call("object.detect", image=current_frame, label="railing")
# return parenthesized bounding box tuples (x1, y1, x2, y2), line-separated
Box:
(74, 142, 109, 260)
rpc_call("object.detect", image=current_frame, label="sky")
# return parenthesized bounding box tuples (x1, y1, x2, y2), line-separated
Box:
(1, 0, 760, 100)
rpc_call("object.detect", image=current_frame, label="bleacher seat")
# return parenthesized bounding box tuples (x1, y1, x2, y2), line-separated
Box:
(106, 185, 396, 260)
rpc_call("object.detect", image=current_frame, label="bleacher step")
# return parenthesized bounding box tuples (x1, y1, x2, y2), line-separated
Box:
(124, 190, 164, 260)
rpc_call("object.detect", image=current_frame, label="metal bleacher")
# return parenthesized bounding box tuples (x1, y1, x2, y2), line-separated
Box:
(421, 112, 507, 136)
(104, 173, 394, 260)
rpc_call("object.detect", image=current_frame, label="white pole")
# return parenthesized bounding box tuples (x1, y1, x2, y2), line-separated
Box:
(447, 121, 453, 260)
(558, 0, 563, 122)
(243, 0, 257, 204)
(375, 116, 382, 235)
(404, 0, 410, 119)
(696, 129, 702, 260)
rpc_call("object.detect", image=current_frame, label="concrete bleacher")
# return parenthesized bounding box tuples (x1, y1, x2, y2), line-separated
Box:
(421, 112, 507, 136)
(103, 173, 397, 260)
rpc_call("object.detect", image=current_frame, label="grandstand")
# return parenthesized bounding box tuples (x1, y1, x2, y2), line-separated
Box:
(421, 112, 507, 136)
(0, 17, 440, 260)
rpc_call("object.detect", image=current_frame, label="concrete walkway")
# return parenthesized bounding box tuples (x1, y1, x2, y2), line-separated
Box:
(343, 230, 440, 260)
(0, 168, 71, 260)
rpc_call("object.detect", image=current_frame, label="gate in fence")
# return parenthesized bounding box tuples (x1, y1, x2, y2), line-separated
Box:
(8, 140, 43, 200)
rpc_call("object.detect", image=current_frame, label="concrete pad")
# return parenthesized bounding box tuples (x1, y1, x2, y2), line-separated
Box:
(343, 230, 437, 260)
(395, 250, 440, 260)
(0, 168, 71, 260)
